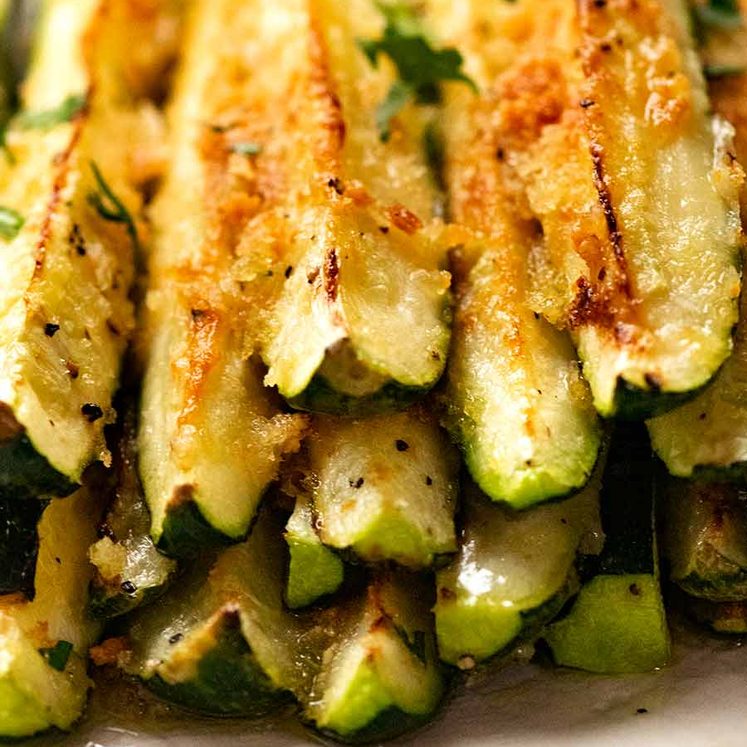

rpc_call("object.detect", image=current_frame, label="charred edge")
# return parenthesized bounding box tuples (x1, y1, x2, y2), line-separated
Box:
(308, 19, 346, 162)
(589, 142, 631, 298)
(568, 276, 614, 329)
(31, 91, 92, 279)
(324, 248, 340, 303)
(387, 204, 423, 235)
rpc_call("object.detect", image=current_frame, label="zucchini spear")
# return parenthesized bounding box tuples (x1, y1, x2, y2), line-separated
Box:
(259, 0, 451, 414)
(507, 0, 742, 418)
(427, 0, 601, 509)
(0, 0, 177, 500)
(434, 472, 604, 669)
(648, 7, 747, 477)
(662, 480, 747, 601)
(0, 488, 102, 738)
(308, 407, 458, 569)
(138, 0, 307, 556)
(543, 424, 670, 673)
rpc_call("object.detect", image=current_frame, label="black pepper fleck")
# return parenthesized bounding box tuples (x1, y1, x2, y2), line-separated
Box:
(44, 323, 60, 337)
(349, 477, 365, 489)
(169, 632, 184, 645)
(284, 265, 293, 279)
(395, 439, 409, 452)
(425, 476, 433, 486)
(81, 403, 103, 422)
(120, 580, 137, 595)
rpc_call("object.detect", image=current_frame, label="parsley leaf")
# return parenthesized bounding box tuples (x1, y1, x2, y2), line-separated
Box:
(40, 640, 73, 672)
(87, 161, 141, 253)
(16, 93, 86, 131)
(0, 205, 23, 240)
(358, 1, 476, 141)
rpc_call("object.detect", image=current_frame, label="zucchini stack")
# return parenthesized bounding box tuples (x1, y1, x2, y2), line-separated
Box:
(0, 0, 746, 742)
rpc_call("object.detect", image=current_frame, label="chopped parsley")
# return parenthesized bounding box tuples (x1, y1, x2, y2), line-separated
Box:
(40, 640, 73, 672)
(358, 1, 476, 141)
(0, 206, 23, 240)
(16, 93, 86, 131)
(230, 141, 263, 156)
(87, 161, 141, 253)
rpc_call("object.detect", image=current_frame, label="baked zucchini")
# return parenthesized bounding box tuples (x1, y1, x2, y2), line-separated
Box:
(430, 2, 601, 507)
(285, 491, 345, 609)
(686, 596, 747, 634)
(138, 0, 307, 556)
(513, 0, 743, 418)
(120, 508, 445, 741)
(662, 480, 747, 601)
(647, 9, 747, 476)
(88, 403, 176, 619)
(259, 0, 451, 414)
(434, 471, 604, 669)
(120, 509, 306, 716)
(0, 496, 45, 597)
(544, 424, 670, 673)
(309, 408, 458, 569)
(0, 0, 176, 500)
(0, 487, 102, 738)
(302, 571, 444, 743)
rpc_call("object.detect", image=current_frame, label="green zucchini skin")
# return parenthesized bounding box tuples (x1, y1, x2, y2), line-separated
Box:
(661, 480, 747, 602)
(0, 497, 46, 597)
(611, 380, 706, 422)
(146, 610, 291, 717)
(543, 423, 670, 673)
(0, 428, 77, 501)
(288, 377, 429, 417)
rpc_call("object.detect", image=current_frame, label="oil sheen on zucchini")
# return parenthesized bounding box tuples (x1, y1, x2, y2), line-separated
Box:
(88, 403, 176, 619)
(121, 509, 445, 741)
(0, 0, 175, 500)
(309, 408, 458, 569)
(258, 0, 451, 414)
(431, 2, 601, 508)
(544, 424, 670, 673)
(138, 0, 307, 556)
(648, 15, 747, 476)
(434, 473, 604, 669)
(0, 488, 102, 738)
(284, 490, 345, 609)
(662, 480, 747, 601)
(432, 0, 742, 418)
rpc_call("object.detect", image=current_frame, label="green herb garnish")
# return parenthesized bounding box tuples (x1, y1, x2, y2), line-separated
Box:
(87, 161, 141, 253)
(0, 205, 23, 240)
(230, 141, 263, 156)
(40, 640, 73, 672)
(16, 93, 86, 131)
(692, 0, 742, 31)
(358, 1, 476, 141)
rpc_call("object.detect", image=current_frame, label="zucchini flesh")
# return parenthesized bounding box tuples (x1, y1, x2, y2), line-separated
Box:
(284, 490, 345, 609)
(434, 474, 604, 668)
(508, 0, 742, 417)
(647, 15, 747, 477)
(138, 0, 307, 555)
(0, 488, 102, 738)
(0, 497, 45, 597)
(88, 403, 176, 619)
(309, 408, 458, 569)
(0, 0, 174, 499)
(259, 0, 451, 413)
(428, 1, 601, 507)
(662, 480, 747, 601)
(544, 424, 670, 673)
